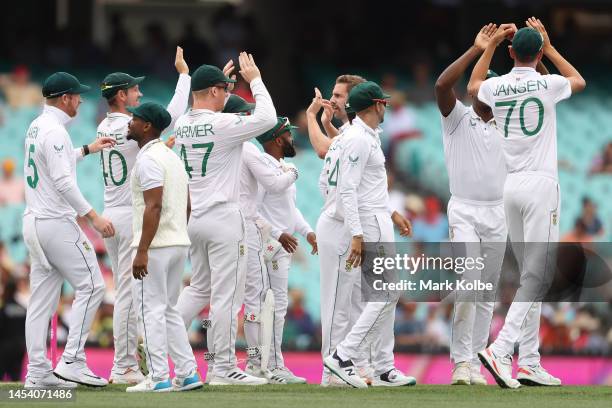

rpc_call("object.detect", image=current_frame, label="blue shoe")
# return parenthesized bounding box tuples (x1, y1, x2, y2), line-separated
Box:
(172, 372, 203, 391)
(126, 377, 173, 392)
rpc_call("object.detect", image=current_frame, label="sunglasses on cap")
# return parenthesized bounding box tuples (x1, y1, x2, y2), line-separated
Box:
(373, 98, 389, 107)
(273, 117, 291, 138)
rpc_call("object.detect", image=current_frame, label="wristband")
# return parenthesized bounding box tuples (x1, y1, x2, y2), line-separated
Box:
(82, 145, 90, 156)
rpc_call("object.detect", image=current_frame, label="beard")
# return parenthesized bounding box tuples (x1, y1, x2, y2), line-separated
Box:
(282, 141, 297, 158)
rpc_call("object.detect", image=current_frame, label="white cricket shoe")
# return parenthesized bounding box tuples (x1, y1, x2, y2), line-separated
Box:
(371, 368, 417, 387)
(470, 365, 488, 385)
(451, 362, 471, 385)
(245, 362, 268, 379)
(517, 365, 561, 386)
(126, 376, 173, 392)
(25, 373, 77, 389)
(323, 351, 368, 389)
(268, 367, 307, 384)
(109, 367, 146, 384)
(478, 348, 520, 389)
(54, 359, 108, 387)
(209, 368, 268, 385)
(172, 371, 204, 391)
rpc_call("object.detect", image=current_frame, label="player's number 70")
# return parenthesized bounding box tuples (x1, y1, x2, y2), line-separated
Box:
(495, 97, 544, 138)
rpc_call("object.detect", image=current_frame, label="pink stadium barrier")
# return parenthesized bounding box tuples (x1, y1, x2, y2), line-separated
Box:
(22, 350, 612, 385)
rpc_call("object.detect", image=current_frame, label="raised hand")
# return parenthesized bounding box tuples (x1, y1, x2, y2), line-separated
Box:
(223, 59, 236, 92)
(492, 23, 517, 47)
(175, 46, 189, 75)
(88, 136, 116, 154)
(474, 23, 497, 52)
(526, 17, 551, 52)
(238, 52, 262, 84)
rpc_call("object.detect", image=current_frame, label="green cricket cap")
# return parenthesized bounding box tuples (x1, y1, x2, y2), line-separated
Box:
(486, 69, 499, 79)
(223, 94, 255, 114)
(512, 27, 544, 59)
(127, 102, 171, 132)
(101, 72, 145, 99)
(256, 116, 298, 144)
(346, 81, 390, 113)
(42, 72, 91, 98)
(191, 64, 237, 92)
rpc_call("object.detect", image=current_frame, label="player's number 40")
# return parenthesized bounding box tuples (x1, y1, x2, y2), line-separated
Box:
(495, 97, 544, 138)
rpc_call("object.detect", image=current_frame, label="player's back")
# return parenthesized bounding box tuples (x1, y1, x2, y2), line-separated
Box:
(24, 109, 76, 218)
(174, 109, 246, 217)
(97, 113, 140, 208)
(478, 68, 571, 178)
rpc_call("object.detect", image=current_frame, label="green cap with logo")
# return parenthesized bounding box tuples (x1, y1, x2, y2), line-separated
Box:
(191, 64, 237, 92)
(42, 72, 91, 98)
(512, 27, 544, 59)
(346, 81, 390, 113)
(101, 72, 145, 99)
(223, 94, 255, 114)
(256, 116, 298, 145)
(127, 102, 171, 132)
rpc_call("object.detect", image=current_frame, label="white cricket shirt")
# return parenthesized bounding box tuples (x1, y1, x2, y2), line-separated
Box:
(173, 78, 276, 217)
(442, 100, 506, 204)
(478, 67, 571, 179)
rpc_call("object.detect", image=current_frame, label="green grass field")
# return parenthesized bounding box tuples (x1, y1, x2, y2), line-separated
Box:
(1, 383, 611, 408)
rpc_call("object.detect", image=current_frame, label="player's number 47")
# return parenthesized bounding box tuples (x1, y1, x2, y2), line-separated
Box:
(180, 142, 214, 179)
(495, 97, 544, 138)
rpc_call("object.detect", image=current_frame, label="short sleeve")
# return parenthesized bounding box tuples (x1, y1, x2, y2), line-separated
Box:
(137, 155, 164, 191)
(547, 74, 572, 103)
(441, 99, 469, 135)
(477, 78, 494, 107)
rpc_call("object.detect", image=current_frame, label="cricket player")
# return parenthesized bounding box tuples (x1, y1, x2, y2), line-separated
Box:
(220, 98, 300, 383)
(125, 102, 202, 392)
(468, 18, 586, 388)
(307, 75, 366, 158)
(174, 52, 276, 385)
(323, 81, 415, 388)
(23, 72, 115, 389)
(435, 24, 508, 386)
(255, 116, 316, 384)
(97, 46, 191, 385)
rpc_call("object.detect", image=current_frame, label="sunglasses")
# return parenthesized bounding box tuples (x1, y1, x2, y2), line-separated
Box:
(372, 98, 389, 107)
(273, 117, 291, 138)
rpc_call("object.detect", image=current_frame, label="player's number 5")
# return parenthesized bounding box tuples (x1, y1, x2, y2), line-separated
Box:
(26, 144, 39, 189)
(179, 142, 214, 179)
(495, 97, 544, 138)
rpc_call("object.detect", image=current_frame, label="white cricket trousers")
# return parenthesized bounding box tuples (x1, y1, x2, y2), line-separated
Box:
(243, 219, 270, 359)
(336, 213, 397, 376)
(264, 247, 291, 369)
(176, 204, 247, 376)
(103, 206, 139, 373)
(447, 197, 507, 368)
(491, 173, 560, 366)
(24, 217, 105, 378)
(132, 246, 197, 382)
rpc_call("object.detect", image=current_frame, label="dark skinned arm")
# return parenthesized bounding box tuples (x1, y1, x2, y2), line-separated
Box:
(132, 187, 163, 279)
(435, 23, 497, 116)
